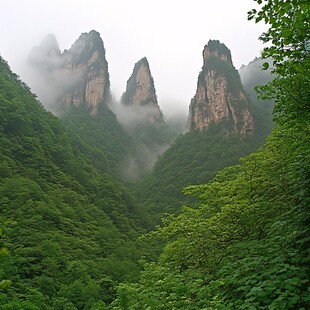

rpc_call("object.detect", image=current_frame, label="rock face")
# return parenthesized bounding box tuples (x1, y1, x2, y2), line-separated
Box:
(61, 31, 110, 115)
(188, 40, 254, 135)
(28, 30, 111, 115)
(121, 57, 164, 124)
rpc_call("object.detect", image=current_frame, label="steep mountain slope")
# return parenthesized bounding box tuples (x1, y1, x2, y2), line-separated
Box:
(111, 3, 310, 305)
(0, 37, 275, 307)
(114, 121, 310, 308)
(0, 55, 146, 308)
(60, 104, 144, 180)
(134, 41, 274, 222)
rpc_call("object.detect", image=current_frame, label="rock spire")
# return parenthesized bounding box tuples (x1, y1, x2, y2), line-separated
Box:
(188, 40, 253, 135)
(61, 30, 111, 115)
(121, 57, 164, 124)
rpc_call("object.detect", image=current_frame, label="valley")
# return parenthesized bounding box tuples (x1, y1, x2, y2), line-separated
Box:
(0, 2, 309, 307)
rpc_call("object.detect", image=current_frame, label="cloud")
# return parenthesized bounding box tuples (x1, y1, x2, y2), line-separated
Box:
(22, 34, 82, 114)
(27, 34, 63, 70)
(110, 101, 158, 127)
(239, 57, 273, 99)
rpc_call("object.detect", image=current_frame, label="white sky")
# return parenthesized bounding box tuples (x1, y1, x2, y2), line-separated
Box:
(0, 0, 267, 117)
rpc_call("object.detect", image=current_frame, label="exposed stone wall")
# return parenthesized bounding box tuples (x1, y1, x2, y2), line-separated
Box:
(188, 40, 254, 135)
(60, 31, 110, 115)
(121, 57, 164, 124)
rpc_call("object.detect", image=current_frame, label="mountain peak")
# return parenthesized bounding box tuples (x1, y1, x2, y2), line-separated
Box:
(28, 34, 62, 72)
(188, 40, 253, 135)
(121, 57, 164, 123)
(203, 40, 233, 66)
(65, 30, 106, 62)
(61, 30, 111, 115)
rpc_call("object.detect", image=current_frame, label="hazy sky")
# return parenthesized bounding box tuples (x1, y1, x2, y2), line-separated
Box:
(0, 0, 267, 117)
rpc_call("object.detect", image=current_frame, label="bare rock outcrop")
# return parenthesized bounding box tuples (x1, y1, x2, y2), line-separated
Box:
(61, 31, 110, 115)
(188, 40, 254, 135)
(121, 57, 164, 124)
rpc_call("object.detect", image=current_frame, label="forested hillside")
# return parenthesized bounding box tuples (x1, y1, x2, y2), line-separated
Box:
(110, 1, 310, 308)
(60, 107, 140, 179)
(26, 32, 178, 181)
(132, 44, 274, 224)
(60, 103, 178, 182)
(0, 56, 150, 308)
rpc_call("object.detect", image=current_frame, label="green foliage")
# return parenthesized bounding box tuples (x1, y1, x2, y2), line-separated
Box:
(249, 0, 310, 129)
(0, 223, 12, 290)
(134, 112, 271, 226)
(110, 264, 220, 310)
(61, 103, 177, 184)
(113, 122, 310, 308)
(61, 107, 134, 178)
(248, 0, 309, 76)
(132, 40, 274, 227)
(0, 55, 145, 308)
(1, 1, 308, 308)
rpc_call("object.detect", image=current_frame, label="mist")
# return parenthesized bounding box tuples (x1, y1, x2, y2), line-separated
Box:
(239, 57, 274, 102)
(120, 142, 171, 181)
(19, 34, 82, 115)
(110, 101, 183, 180)
(1, 0, 268, 121)
(19, 33, 185, 182)
(23, 32, 189, 133)
(111, 102, 158, 127)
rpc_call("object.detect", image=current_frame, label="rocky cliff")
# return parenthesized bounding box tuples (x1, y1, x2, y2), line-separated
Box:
(61, 30, 110, 115)
(121, 57, 164, 124)
(28, 30, 111, 115)
(188, 40, 253, 135)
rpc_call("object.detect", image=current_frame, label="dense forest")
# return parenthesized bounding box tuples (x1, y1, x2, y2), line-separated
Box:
(0, 54, 155, 308)
(0, 1, 309, 309)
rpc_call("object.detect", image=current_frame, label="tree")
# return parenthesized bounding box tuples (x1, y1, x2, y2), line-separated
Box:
(248, 0, 310, 127)
(248, 0, 309, 74)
